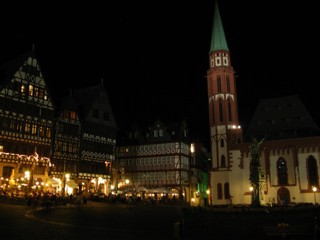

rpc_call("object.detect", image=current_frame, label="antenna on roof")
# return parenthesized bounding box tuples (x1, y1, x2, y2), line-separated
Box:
(32, 43, 35, 52)
(101, 78, 104, 85)
(69, 88, 73, 96)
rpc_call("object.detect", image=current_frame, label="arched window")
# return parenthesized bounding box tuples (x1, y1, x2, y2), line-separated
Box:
(224, 182, 230, 199)
(217, 183, 223, 199)
(220, 155, 226, 168)
(219, 99, 223, 122)
(220, 139, 224, 147)
(277, 158, 288, 185)
(307, 155, 319, 187)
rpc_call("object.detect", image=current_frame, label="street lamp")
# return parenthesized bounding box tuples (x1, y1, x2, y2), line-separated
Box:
(206, 189, 211, 206)
(313, 186, 317, 205)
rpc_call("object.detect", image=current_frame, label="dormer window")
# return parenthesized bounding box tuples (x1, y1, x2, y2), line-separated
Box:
(159, 129, 163, 136)
(154, 130, 158, 137)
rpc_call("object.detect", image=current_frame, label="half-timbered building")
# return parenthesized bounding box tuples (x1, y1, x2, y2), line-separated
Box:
(116, 120, 196, 202)
(51, 94, 81, 194)
(0, 50, 54, 191)
(73, 82, 117, 195)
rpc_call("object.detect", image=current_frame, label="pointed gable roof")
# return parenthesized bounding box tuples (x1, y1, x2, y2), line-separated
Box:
(0, 49, 55, 110)
(210, 2, 229, 53)
(73, 82, 117, 129)
(244, 95, 320, 141)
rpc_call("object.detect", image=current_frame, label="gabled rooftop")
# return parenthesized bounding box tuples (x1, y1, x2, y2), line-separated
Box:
(244, 95, 320, 141)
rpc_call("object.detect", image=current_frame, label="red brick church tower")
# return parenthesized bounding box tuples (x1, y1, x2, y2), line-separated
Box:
(207, 2, 243, 203)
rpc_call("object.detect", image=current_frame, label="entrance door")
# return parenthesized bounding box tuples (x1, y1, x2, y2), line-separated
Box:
(277, 187, 290, 205)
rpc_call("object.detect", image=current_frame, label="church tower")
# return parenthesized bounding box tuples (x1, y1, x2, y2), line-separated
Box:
(207, 2, 243, 203)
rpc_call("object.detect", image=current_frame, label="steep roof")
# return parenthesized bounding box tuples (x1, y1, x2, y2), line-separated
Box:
(118, 119, 190, 145)
(210, 2, 229, 52)
(244, 95, 320, 141)
(73, 81, 117, 129)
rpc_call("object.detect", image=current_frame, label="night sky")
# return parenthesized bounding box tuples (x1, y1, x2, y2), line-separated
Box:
(1, 1, 319, 149)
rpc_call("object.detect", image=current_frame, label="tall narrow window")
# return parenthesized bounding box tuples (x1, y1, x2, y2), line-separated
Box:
(224, 182, 230, 199)
(226, 75, 230, 92)
(220, 139, 224, 147)
(219, 99, 223, 122)
(220, 155, 226, 168)
(307, 155, 319, 187)
(217, 183, 223, 199)
(277, 158, 288, 185)
(228, 99, 232, 122)
(217, 76, 222, 92)
(28, 85, 33, 96)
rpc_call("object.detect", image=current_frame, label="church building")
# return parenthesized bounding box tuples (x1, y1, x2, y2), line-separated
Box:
(208, 2, 320, 206)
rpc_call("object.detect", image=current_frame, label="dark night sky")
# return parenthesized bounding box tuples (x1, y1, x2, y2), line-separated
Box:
(1, 1, 319, 149)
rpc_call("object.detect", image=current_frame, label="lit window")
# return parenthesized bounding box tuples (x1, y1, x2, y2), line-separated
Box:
(29, 85, 34, 96)
(32, 124, 37, 135)
(70, 111, 76, 120)
(21, 84, 25, 93)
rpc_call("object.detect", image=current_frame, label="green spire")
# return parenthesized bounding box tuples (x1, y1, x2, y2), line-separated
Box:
(210, 1, 229, 53)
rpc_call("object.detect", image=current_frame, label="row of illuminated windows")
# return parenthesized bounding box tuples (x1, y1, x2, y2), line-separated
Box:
(120, 156, 189, 169)
(130, 171, 188, 181)
(11, 81, 48, 100)
(119, 142, 186, 153)
(55, 141, 79, 154)
(124, 156, 177, 166)
(0, 118, 51, 138)
(121, 156, 189, 167)
(24, 84, 48, 100)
